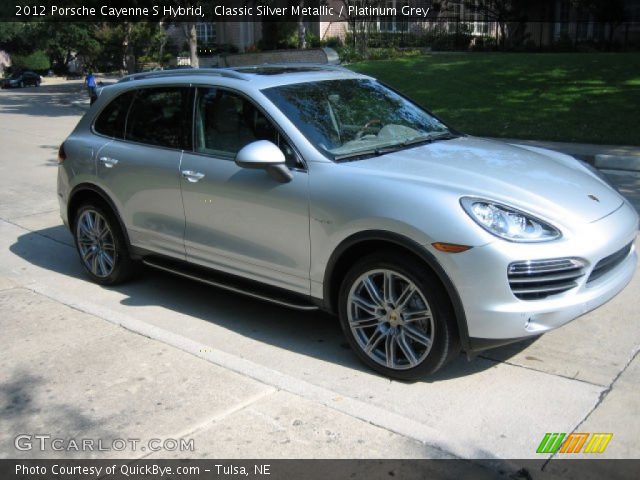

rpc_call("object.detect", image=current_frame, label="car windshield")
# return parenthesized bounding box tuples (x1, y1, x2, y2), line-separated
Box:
(262, 79, 453, 161)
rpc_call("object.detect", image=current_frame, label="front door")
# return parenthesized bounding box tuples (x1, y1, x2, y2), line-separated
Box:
(179, 87, 311, 294)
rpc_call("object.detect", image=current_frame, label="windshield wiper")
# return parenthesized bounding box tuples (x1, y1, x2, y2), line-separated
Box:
(334, 133, 459, 162)
(430, 132, 460, 142)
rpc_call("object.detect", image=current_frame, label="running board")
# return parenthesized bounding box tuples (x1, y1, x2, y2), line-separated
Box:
(142, 257, 319, 311)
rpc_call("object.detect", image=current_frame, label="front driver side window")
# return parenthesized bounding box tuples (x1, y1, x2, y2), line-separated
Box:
(194, 88, 300, 168)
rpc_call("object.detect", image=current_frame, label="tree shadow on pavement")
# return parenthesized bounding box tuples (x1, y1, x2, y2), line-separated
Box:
(0, 83, 89, 117)
(0, 368, 118, 459)
(10, 225, 533, 384)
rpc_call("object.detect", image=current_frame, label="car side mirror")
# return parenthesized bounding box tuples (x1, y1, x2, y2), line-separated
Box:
(235, 140, 293, 183)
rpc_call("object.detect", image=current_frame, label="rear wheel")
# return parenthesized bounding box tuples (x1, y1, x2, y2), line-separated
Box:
(73, 203, 134, 285)
(338, 253, 459, 380)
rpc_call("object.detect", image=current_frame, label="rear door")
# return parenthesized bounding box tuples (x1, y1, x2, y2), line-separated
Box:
(95, 86, 191, 259)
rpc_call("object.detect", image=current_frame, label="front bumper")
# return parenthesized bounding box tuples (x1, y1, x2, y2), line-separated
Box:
(438, 200, 638, 342)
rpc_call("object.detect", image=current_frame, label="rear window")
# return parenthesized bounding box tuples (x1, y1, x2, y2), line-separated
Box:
(94, 91, 134, 139)
(125, 87, 192, 150)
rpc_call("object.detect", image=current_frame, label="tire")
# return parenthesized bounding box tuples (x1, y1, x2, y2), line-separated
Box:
(338, 252, 459, 380)
(73, 203, 134, 285)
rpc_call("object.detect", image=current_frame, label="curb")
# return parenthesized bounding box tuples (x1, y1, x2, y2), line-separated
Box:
(595, 155, 640, 173)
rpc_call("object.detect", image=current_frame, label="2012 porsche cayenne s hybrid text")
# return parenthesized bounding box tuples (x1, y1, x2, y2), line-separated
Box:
(57, 65, 638, 379)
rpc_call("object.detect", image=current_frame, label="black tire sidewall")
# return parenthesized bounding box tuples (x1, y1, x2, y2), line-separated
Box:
(338, 253, 459, 380)
(73, 203, 131, 285)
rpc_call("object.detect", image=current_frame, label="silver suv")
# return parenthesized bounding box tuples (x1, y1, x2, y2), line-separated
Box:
(57, 65, 638, 379)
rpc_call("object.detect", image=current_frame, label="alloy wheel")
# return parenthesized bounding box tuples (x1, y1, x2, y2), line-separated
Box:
(76, 209, 117, 278)
(347, 269, 435, 370)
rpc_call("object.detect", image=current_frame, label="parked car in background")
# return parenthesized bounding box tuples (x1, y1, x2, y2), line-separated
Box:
(1, 70, 41, 88)
(57, 65, 638, 379)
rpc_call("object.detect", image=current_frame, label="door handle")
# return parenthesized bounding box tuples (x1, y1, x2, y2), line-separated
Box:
(99, 156, 119, 168)
(182, 170, 205, 183)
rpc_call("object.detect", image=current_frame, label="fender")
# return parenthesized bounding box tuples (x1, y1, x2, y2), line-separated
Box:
(67, 183, 133, 252)
(323, 230, 471, 352)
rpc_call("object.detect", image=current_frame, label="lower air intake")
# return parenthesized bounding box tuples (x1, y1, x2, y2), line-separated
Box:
(508, 258, 586, 300)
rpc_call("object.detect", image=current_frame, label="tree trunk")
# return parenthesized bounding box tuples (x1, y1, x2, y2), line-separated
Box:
(499, 21, 507, 50)
(297, 0, 306, 49)
(607, 23, 618, 49)
(183, 22, 199, 68)
(123, 22, 136, 74)
(158, 21, 167, 65)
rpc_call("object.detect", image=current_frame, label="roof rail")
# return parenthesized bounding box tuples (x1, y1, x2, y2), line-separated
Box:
(118, 68, 249, 83)
(231, 63, 349, 72)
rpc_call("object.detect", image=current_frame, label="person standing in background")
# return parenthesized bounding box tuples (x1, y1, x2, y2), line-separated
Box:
(85, 71, 97, 104)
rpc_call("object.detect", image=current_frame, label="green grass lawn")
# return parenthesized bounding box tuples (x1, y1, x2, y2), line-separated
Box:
(349, 53, 640, 145)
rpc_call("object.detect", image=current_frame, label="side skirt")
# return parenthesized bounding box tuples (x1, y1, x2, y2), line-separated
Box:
(141, 255, 320, 312)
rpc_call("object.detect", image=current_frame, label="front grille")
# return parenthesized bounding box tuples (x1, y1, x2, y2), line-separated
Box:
(587, 242, 633, 284)
(508, 258, 586, 300)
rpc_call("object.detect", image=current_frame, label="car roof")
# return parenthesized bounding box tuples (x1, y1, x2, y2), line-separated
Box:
(116, 64, 369, 90)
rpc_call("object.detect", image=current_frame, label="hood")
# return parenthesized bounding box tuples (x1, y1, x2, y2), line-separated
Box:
(343, 136, 622, 225)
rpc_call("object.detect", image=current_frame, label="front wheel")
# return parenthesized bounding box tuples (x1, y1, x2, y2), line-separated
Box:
(73, 204, 134, 285)
(338, 253, 459, 380)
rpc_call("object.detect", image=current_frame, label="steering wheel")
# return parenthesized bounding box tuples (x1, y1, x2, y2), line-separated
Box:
(355, 119, 383, 139)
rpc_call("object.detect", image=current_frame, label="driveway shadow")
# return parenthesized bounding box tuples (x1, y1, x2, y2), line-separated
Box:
(0, 83, 89, 117)
(0, 368, 118, 458)
(10, 225, 533, 383)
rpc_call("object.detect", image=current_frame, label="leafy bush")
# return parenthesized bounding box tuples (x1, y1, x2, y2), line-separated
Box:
(12, 50, 50, 72)
(337, 46, 422, 63)
(323, 36, 343, 49)
(305, 32, 321, 48)
(549, 33, 576, 52)
(337, 46, 364, 63)
(366, 48, 422, 60)
(471, 36, 498, 51)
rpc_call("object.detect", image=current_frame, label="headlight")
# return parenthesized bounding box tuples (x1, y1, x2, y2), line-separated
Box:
(460, 197, 561, 242)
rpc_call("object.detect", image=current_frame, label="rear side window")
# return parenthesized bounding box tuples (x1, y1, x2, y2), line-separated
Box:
(94, 91, 134, 138)
(125, 87, 192, 150)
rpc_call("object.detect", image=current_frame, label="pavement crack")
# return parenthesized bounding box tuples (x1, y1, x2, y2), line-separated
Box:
(477, 354, 607, 388)
(0, 216, 74, 249)
(134, 388, 277, 460)
(7, 209, 59, 221)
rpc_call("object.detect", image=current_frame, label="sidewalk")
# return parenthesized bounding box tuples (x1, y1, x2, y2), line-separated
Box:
(0, 276, 442, 460)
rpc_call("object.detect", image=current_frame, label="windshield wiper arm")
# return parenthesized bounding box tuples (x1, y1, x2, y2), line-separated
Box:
(334, 133, 458, 162)
(430, 132, 459, 141)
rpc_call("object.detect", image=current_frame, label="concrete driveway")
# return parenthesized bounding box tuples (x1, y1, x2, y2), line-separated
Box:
(1, 81, 638, 473)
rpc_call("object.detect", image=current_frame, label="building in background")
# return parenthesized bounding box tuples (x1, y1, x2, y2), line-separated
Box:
(166, 0, 639, 61)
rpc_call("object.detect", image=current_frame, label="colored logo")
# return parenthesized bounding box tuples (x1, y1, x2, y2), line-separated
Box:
(537, 433, 613, 454)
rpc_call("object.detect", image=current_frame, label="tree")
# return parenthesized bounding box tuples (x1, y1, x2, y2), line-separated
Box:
(31, 22, 101, 72)
(572, 0, 626, 47)
(12, 50, 50, 71)
(464, 0, 531, 49)
(181, 22, 199, 67)
(170, 0, 202, 67)
(335, 0, 388, 55)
